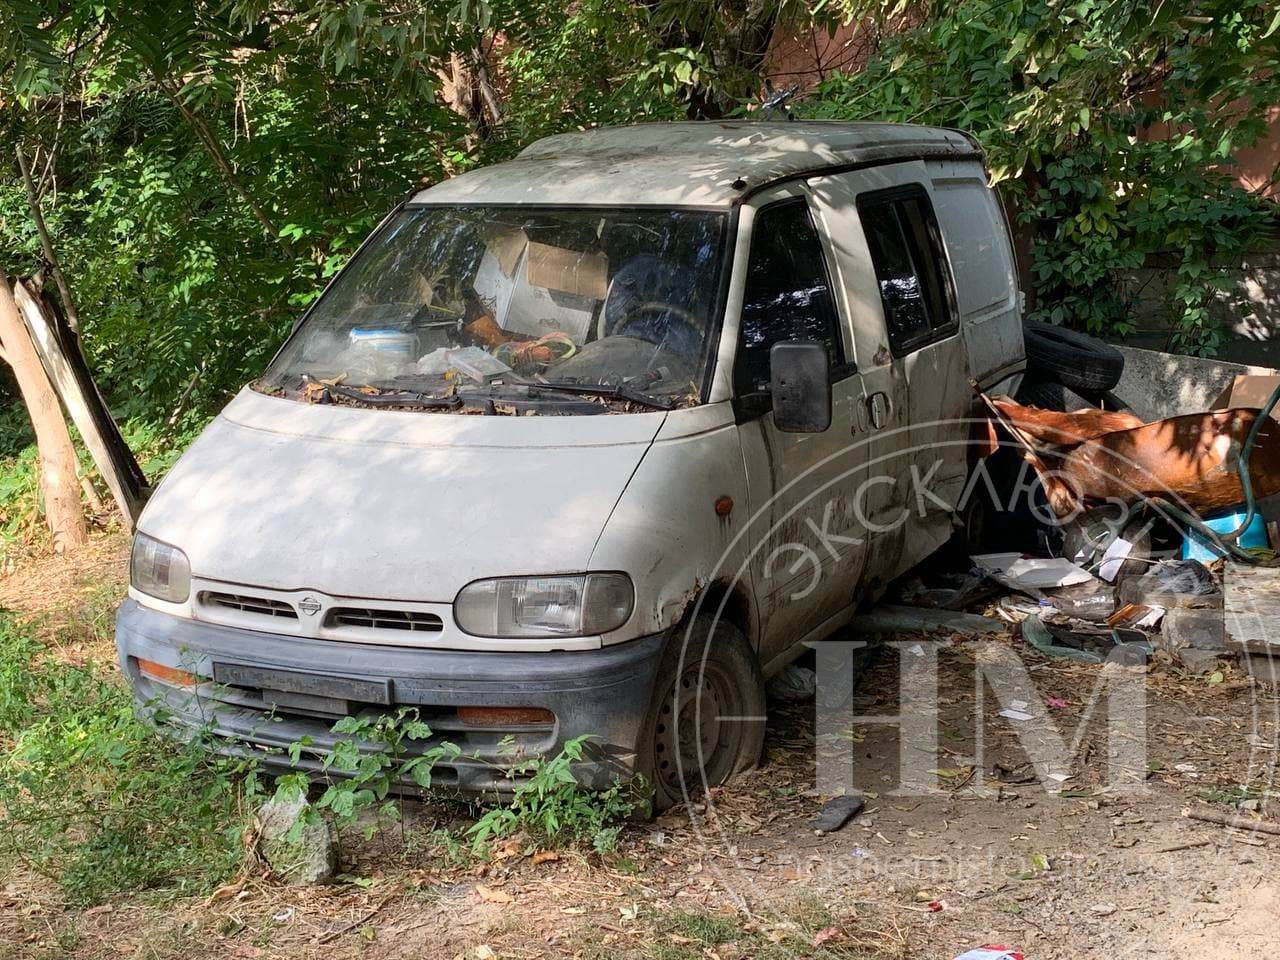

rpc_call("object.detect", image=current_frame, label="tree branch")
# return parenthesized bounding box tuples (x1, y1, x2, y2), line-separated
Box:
(16, 145, 80, 333)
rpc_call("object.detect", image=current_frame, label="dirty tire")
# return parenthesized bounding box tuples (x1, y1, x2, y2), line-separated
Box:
(1014, 376, 1071, 411)
(640, 616, 766, 813)
(1023, 320, 1124, 394)
(1016, 375, 1136, 416)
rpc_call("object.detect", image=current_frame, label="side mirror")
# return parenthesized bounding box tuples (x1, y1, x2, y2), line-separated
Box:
(770, 341, 831, 433)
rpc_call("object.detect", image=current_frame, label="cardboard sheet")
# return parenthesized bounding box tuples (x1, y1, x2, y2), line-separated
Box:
(1212, 374, 1280, 423)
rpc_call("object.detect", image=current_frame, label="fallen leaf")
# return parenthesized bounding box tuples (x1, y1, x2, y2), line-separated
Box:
(476, 884, 514, 905)
(492, 839, 522, 861)
(475, 946, 498, 960)
(531, 850, 560, 865)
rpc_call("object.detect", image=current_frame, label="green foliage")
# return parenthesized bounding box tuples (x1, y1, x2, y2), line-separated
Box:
(466, 735, 638, 855)
(278, 721, 634, 856)
(0, 0, 834, 444)
(274, 707, 460, 838)
(805, 0, 1280, 353)
(0, 612, 260, 905)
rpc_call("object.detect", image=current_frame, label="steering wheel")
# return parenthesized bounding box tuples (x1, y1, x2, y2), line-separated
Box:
(604, 300, 702, 353)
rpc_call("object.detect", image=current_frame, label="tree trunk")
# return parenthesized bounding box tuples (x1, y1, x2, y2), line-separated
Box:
(0, 264, 87, 553)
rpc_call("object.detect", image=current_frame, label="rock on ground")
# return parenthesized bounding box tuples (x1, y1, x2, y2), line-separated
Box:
(257, 796, 336, 885)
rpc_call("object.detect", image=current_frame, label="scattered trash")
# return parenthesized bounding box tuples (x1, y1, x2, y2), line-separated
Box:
(1108, 603, 1165, 628)
(998, 707, 1034, 722)
(1090, 903, 1117, 916)
(272, 907, 295, 923)
(996, 595, 1050, 623)
(1119, 560, 1220, 615)
(953, 946, 1025, 960)
(1021, 615, 1105, 664)
(809, 791, 865, 833)
(1096, 536, 1133, 582)
(416, 345, 511, 383)
(767, 663, 816, 702)
(1048, 580, 1116, 621)
(1060, 503, 1152, 580)
(973, 552, 1093, 592)
(1183, 508, 1269, 562)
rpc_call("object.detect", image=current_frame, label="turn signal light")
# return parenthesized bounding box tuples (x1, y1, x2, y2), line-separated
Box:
(457, 706, 554, 727)
(134, 658, 199, 688)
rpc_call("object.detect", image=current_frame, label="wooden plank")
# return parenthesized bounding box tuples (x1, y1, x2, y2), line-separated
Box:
(12, 283, 147, 529)
(1223, 564, 1280, 656)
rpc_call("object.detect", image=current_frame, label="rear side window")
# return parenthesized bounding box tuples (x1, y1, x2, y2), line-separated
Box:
(735, 198, 843, 398)
(857, 188, 955, 356)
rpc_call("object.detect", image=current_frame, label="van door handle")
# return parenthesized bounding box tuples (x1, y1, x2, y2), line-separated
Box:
(868, 392, 892, 430)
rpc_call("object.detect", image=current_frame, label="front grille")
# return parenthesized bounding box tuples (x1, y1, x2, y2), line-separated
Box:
(201, 591, 298, 620)
(325, 607, 444, 633)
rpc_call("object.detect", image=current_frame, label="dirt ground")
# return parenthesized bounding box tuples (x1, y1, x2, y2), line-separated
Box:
(4, 534, 1280, 960)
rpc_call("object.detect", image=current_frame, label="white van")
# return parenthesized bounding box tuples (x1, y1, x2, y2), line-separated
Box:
(116, 121, 1024, 808)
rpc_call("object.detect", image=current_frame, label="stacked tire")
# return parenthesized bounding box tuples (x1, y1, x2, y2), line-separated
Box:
(1015, 320, 1126, 412)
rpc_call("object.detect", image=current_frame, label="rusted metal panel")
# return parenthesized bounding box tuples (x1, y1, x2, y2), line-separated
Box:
(991, 398, 1144, 447)
(985, 395, 1280, 517)
(1058, 408, 1280, 513)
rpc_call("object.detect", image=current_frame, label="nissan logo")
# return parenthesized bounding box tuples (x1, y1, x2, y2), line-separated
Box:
(298, 596, 322, 617)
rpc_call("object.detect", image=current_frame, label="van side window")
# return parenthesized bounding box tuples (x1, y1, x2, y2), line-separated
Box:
(857, 188, 956, 356)
(735, 198, 843, 399)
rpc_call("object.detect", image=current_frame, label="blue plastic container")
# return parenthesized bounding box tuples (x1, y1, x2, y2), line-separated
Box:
(1182, 509, 1269, 562)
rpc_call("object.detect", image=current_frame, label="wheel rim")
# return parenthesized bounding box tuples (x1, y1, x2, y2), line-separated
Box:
(653, 660, 740, 798)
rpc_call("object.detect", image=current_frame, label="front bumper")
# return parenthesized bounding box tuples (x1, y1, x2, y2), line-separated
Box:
(115, 599, 665, 795)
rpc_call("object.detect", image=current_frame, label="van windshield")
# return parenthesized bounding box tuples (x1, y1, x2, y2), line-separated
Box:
(258, 205, 728, 413)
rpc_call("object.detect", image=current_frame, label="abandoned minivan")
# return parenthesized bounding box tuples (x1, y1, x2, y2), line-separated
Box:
(116, 121, 1024, 808)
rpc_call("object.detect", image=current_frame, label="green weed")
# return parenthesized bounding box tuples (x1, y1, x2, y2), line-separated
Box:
(0, 613, 259, 905)
(273, 707, 461, 839)
(467, 736, 638, 855)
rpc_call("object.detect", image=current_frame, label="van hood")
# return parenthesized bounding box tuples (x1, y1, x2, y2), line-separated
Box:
(138, 389, 664, 600)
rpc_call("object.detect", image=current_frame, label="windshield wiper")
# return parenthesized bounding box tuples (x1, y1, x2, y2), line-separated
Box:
(324, 381, 463, 410)
(532, 380, 678, 411)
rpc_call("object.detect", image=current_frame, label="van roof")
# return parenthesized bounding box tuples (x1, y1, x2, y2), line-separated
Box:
(409, 121, 982, 208)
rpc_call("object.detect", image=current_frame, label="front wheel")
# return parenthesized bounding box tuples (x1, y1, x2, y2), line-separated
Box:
(638, 616, 766, 813)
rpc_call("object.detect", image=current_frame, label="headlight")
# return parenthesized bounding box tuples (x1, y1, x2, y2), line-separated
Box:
(130, 533, 191, 604)
(455, 573, 634, 638)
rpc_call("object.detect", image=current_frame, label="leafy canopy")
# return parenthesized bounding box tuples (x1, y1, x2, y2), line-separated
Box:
(804, 0, 1280, 353)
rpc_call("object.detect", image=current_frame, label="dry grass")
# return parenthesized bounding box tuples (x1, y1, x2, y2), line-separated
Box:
(0, 528, 129, 663)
